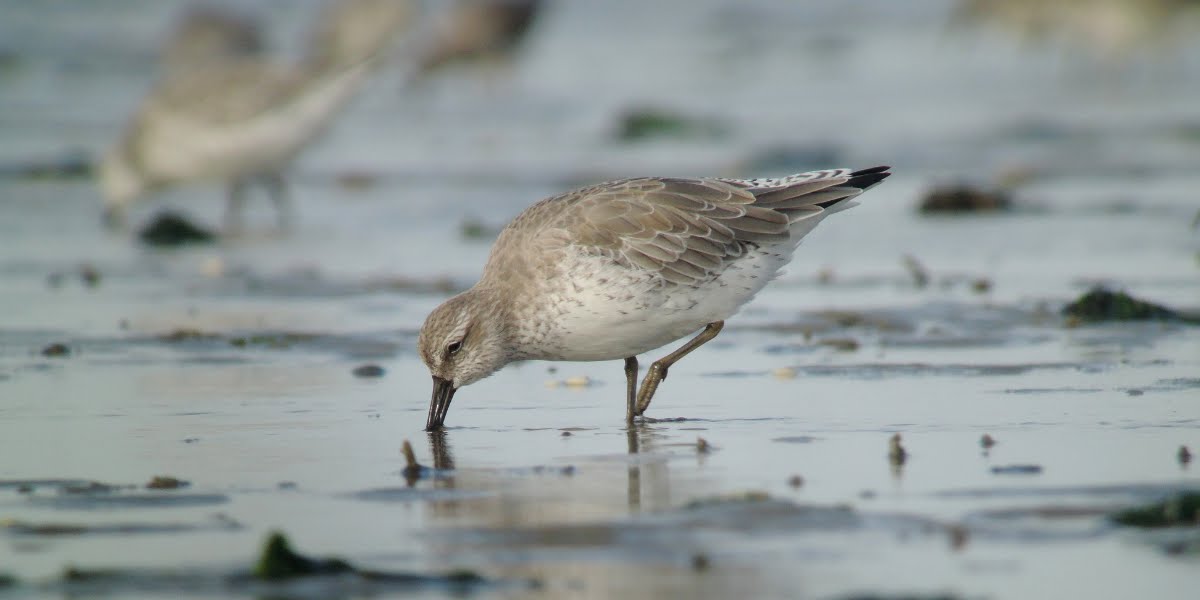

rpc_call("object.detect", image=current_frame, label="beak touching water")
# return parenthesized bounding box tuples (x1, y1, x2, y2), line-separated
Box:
(426, 376, 457, 431)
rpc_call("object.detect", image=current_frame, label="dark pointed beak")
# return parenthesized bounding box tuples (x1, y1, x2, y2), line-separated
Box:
(425, 376, 457, 431)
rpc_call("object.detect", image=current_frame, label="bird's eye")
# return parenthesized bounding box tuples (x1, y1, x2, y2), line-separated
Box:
(446, 341, 463, 356)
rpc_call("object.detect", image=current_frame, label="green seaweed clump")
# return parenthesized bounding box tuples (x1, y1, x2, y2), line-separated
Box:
(1062, 287, 1183, 323)
(1110, 492, 1200, 528)
(683, 491, 771, 510)
(254, 532, 353, 580)
(0, 573, 16, 588)
(615, 108, 728, 142)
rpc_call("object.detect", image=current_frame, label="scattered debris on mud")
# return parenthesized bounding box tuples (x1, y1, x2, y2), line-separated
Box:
(401, 440, 426, 484)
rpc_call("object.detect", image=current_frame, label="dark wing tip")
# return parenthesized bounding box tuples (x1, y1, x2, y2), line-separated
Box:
(847, 166, 891, 191)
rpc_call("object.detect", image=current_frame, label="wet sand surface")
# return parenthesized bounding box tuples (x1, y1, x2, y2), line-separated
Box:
(2, 1, 1200, 598)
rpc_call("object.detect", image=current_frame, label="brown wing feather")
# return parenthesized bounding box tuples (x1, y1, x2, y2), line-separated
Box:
(489, 168, 890, 287)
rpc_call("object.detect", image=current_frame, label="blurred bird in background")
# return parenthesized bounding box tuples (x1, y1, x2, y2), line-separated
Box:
(157, 5, 265, 75)
(411, 0, 543, 79)
(98, 0, 415, 231)
(955, 0, 1200, 58)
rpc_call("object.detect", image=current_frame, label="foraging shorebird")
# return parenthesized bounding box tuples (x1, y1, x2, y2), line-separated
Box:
(99, 0, 414, 230)
(418, 166, 891, 430)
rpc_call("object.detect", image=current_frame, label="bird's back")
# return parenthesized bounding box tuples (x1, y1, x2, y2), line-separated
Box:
(484, 167, 891, 288)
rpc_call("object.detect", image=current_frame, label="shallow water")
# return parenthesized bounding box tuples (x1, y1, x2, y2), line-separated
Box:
(2, 0, 1200, 598)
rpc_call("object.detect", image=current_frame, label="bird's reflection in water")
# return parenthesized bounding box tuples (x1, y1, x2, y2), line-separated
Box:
(626, 424, 643, 510)
(429, 428, 456, 471)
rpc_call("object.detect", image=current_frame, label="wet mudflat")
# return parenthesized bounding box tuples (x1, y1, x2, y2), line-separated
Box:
(2, 1, 1200, 599)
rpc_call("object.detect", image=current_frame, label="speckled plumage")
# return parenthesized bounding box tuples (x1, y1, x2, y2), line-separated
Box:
(418, 166, 891, 429)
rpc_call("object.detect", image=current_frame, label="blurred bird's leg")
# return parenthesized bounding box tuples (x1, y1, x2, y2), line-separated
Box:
(262, 172, 292, 231)
(634, 321, 724, 417)
(224, 177, 249, 233)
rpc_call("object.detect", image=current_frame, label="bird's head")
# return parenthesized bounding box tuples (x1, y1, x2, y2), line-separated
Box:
(417, 289, 512, 430)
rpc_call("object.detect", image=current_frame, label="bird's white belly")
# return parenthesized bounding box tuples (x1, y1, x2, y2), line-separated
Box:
(526, 245, 792, 361)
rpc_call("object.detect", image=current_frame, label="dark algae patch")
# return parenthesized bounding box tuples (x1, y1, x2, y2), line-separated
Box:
(1062, 287, 1189, 323)
(352, 364, 386, 378)
(1110, 492, 1200, 528)
(138, 211, 216, 246)
(918, 183, 1011, 213)
(251, 531, 490, 586)
(254, 532, 353, 580)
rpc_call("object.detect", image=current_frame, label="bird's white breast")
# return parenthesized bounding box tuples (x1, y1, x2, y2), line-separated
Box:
(518, 242, 796, 361)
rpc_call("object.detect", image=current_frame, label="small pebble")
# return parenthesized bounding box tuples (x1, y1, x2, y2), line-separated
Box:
(352, 364, 386, 378)
(970, 278, 992, 294)
(947, 524, 969, 551)
(770, 367, 796, 380)
(79, 264, 100, 287)
(145, 476, 188, 490)
(200, 257, 225, 278)
(1126, 389, 1144, 396)
(41, 343, 70, 358)
(560, 431, 572, 437)
(563, 375, 591, 389)
(817, 337, 859, 352)
(690, 553, 710, 571)
(335, 171, 377, 190)
(787, 475, 804, 489)
(990, 464, 1043, 475)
